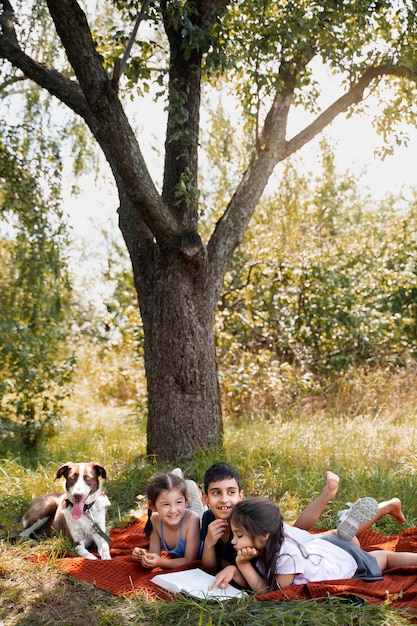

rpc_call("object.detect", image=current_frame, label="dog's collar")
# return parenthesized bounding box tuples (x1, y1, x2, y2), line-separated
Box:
(65, 499, 96, 511)
(64, 498, 112, 544)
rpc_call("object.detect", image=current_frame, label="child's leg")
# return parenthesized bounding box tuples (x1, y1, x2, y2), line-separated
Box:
(293, 471, 339, 530)
(356, 498, 405, 535)
(315, 528, 361, 547)
(371, 548, 417, 571)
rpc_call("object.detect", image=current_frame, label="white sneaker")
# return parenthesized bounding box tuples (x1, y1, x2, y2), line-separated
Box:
(185, 479, 204, 520)
(337, 497, 378, 541)
(171, 468, 204, 520)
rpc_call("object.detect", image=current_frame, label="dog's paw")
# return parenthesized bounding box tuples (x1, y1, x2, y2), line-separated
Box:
(99, 546, 111, 559)
(77, 549, 98, 559)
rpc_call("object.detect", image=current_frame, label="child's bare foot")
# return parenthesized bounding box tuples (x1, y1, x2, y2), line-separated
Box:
(378, 497, 405, 524)
(323, 471, 339, 501)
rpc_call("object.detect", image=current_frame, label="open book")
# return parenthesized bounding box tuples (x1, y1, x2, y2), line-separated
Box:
(151, 567, 247, 600)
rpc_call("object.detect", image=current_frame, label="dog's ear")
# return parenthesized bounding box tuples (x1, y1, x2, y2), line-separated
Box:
(55, 463, 72, 480)
(93, 463, 107, 480)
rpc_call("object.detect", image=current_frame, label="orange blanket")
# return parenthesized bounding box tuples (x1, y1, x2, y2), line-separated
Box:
(56, 517, 417, 613)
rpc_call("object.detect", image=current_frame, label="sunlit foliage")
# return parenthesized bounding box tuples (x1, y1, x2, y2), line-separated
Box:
(0, 127, 74, 447)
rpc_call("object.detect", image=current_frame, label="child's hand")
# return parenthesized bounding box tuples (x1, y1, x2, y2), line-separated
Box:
(209, 565, 237, 590)
(205, 519, 229, 547)
(132, 547, 147, 562)
(236, 546, 259, 564)
(141, 551, 160, 569)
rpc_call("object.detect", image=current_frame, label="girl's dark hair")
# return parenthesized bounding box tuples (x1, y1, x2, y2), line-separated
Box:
(144, 473, 187, 538)
(230, 497, 284, 591)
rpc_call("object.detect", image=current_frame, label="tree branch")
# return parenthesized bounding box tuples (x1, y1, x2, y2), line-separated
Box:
(0, 0, 17, 44)
(207, 61, 417, 298)
(285, 64, 416, 157)
(44, 1, 179, 239)
(115, 0, 152, 83)
(0, 0, 180, 240)
(0, 35, 92, 118)
(207, 63, 300, 296)
(46, 0, 110, 109)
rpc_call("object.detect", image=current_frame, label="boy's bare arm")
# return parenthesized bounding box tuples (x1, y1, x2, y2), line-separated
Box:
(201, 519, 228, 572)
(201, 540, 219, 572)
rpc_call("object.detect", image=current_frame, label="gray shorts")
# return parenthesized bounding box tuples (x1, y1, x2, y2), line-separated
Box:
(322, 535, 383, 582)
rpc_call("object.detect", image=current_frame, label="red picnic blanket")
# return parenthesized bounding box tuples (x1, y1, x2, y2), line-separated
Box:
(52, 516, 417, 612)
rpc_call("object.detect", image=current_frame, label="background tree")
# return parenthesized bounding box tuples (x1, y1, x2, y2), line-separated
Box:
(1, 0, 417, 461)
(0, 129, 74, 447)
(217, 139, 417, 416)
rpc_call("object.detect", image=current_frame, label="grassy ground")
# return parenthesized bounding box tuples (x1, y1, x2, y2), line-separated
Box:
(1, 356, 417, 625)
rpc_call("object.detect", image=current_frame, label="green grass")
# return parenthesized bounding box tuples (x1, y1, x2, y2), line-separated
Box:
(1, 359, 417, 624)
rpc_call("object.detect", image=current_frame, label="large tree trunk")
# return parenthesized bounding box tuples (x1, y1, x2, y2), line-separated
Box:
(143, 250, 222, 460)
(119, 196, 223, 461)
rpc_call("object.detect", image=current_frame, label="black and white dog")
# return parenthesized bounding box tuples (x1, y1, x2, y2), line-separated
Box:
(21, 462, 111, 559)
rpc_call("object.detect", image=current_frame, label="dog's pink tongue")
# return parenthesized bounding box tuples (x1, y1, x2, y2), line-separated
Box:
(71, 500, 85, 519)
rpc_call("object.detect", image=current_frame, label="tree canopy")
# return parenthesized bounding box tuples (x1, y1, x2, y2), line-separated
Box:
(1, 0, 417, 461)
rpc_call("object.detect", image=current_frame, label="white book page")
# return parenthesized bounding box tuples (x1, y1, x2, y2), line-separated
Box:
(151, 568, 247, 599)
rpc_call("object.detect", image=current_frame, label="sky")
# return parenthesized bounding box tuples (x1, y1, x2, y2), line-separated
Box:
(328, 113, 415, 196)
(295, 113, 417, 199)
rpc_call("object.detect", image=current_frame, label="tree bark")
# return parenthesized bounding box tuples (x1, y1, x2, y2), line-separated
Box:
(142, 245, 222, 459)
(118, 193, 223, 459)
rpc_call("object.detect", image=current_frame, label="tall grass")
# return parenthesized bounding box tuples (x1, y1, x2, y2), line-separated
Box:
(1, 346, 417, 625)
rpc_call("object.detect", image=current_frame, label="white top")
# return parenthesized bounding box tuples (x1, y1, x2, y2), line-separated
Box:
(283, 522, 316, 544)
(274, 536, 357, 585)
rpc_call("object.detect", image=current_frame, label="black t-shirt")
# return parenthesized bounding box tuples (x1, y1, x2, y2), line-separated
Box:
(200, 509, 237, 564)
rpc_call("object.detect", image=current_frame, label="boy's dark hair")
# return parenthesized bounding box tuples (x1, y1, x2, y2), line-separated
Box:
(203, 462, 242, 494)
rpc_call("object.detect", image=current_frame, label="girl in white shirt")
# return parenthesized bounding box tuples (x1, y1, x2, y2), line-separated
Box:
(229, 497, 417, 592)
